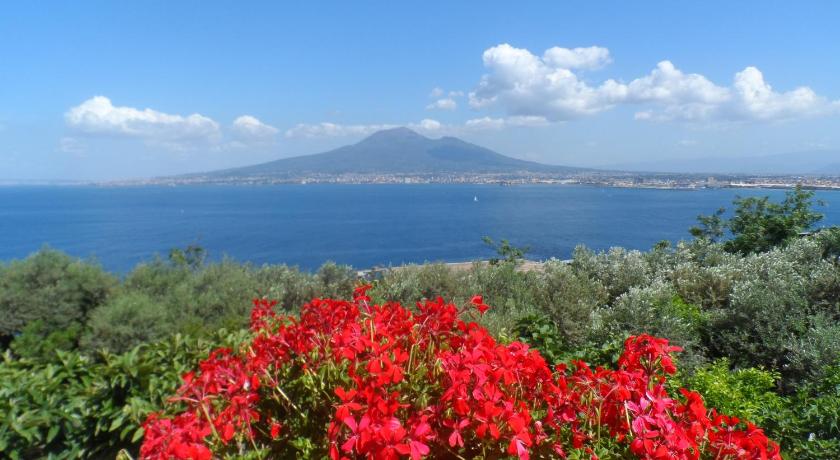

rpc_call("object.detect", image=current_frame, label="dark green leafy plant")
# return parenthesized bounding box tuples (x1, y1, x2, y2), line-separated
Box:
(692, 186, 824, 254)
(0, 331, 246, 460)
(0, 248, 117, 354)
(681, 359, 784, 426)
(482, 236, 530, 265)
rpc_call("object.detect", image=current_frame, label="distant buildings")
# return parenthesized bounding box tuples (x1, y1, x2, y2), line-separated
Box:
(104, 171, 840, 190)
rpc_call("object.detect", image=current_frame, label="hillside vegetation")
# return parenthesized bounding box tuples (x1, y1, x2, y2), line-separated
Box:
(1, 187, 839, 459)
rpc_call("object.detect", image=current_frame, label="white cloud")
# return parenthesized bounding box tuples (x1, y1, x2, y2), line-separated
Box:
(284, 122, 398, 139)
(426, 98, 457, 111)
(730, 66, 831, 120)
(286, 119, 443, 139)
(625, 61, 729, 120)
(65, 96, 221, 147)
(543, 46, 611, 70)
(468, 44, 840, 124)
(285, 115, 551, 139)
(465, 117, 506, 130)
(231, 115, 278, 143)
(465, 116, 549, 130)
(469, 43, 627, 121)
(426, 88, 463, 111)
(410, 118, 442, 132)
(625, 62, 839, 122)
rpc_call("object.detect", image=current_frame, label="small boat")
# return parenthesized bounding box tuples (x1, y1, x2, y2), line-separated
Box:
(473, 196, 479, 202)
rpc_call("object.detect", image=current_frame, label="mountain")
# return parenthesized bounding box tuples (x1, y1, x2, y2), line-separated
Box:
(604, 150, 840, 175)
(199, 127, 583, 179)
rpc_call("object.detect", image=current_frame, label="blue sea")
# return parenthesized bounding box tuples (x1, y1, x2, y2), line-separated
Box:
(1, 184, 839, 273)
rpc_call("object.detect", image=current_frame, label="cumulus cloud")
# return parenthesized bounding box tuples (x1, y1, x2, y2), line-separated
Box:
(286, 119, 448, 139)
(464, 117, 506, 130)
(284, 122, 398, 139)
(284, 115, 554, 139)
(65, 96, 221, 147)
(231, 115, 278, 143)
(626, 63, 838, 121)
(469, 44, 840, 123)
(543, 46, 611, 70)
(426, 88, 463, 111)
(65, 97, 285, 151)
(469, 44, 627, 121)
(625, 61, 729, 120)
(730, 66, 832, 120)
(410, 118, 443, 132)
(426, 98, 457, 111)
(465, 116, 549, 130)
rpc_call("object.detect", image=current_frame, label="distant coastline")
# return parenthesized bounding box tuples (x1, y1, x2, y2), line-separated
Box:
(5, 172, 840, 191)
(98, 172, 840, 191)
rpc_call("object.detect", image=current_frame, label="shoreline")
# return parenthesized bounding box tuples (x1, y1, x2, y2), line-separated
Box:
(4, 181, 840, 192)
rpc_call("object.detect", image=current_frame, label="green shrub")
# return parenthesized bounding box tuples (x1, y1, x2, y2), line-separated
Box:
(784, 316, 840, 388)
(571, 246, 651, 300)
(529, 260, 607, 350)
(0, 248, 116, 353)
(772, 363, 840, 459)
(704, 246, 814, 381)
(594, 281, 707, 370)
(82, 292, 172, 354)
(692, 185, 824, 254)
(0, 331, 246, 460)
(370, 263, 465, 304)
(9, 320, 83, 360)
(682, 359, 784, 426)
(515, 313, 567, 364)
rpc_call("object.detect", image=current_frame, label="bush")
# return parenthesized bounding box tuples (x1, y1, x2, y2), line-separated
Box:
(371, 263, 465, 304)
(118, 257, 356, 344)
(784, 315, 840, 387)
(82, 293, 172, 354)
(0, 248, 116, 353)
(0, 331, 246, 460)
(704, 245, 814, 381)
(772, 363, 840, 460)
(682, 359, 784, 427)
(571, 246, 651, 300)
(9, 320, 83, 360)
(692, 185, 824, 254)
(529, 260, 607, 350)
(594, 281, 707, 370)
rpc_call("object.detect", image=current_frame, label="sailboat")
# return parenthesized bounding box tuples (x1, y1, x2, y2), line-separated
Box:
(473, 196, 479, 202)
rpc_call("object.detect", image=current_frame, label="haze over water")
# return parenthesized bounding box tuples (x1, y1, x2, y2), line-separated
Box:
(1, 185, 838, 273)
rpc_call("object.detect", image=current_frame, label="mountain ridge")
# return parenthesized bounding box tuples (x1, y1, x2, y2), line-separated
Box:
(193, 127, 586, 179)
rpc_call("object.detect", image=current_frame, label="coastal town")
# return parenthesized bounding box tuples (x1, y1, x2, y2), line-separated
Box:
(108, 171, 840, 190)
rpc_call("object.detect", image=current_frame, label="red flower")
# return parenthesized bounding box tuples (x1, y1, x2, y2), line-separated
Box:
(140, 293, 780, 460)
(470, 294, 490, 314)
(270, 422, 282, 440)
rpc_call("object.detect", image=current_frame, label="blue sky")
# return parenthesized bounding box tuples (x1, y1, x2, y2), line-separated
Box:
(2, 1, 839, 180)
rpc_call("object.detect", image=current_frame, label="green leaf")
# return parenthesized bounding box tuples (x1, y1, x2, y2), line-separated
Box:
(46, 425, 60, 443)
(109, 414, 125, 432)
(131, 427, 145, 443)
